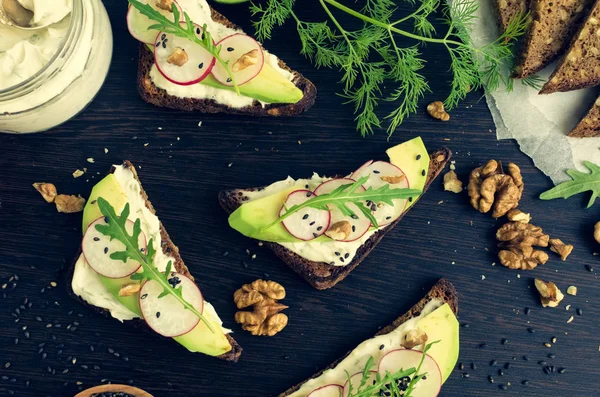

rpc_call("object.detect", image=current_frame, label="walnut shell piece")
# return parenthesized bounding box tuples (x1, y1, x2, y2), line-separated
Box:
(497, 221, 550, 270)
(234, 279, 288, 336)
(33, 182, 57, 203)
(534, 279, 564, 308)
(467, 160, 524, 218)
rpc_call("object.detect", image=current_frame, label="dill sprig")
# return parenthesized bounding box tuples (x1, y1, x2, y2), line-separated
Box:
(96, 197, 214, 333)
(262, 176, 421, 231)
(128, 0, 239, 94)
(249, 0, 529, 137)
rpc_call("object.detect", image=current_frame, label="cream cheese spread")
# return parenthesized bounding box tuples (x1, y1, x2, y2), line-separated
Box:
(288, 299, 442, 397)
(71, 164, 231, 334)
(0, 0, 72, 90)
(243, 175, 380, 266)
(149, 0, 295, 108)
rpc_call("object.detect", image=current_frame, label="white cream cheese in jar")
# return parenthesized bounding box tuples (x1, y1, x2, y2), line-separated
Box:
(0, 0, 113, 133)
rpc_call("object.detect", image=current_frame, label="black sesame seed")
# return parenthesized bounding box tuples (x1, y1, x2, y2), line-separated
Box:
(522, 355, 529, 361)
(498, 369, 504, 376)
(522, 380, 530, 385)
(302, 214, 309, 220)
(379, 344, 385, 350)
(352, 225, 356, 232)
(196, 28, 200, 35)
(408, 197, 413, 202)
(421, 169, 426, 176)
(351, 214, 359, 219)
(141, 293, 148, 300)
(558, 368, 566, 374)
(335, 252, 340, 256)
(501, 338, 508, 345)
(156, 312, 160, 318)
(548, 353, 556, 359)
(198, 63, 204, 69)
(524, 307, 531, 315)
(539, 361, 547, 365)
(385, 216, 392, 220)
(329, 262, 335, 265)
(416, 154, 422, 160)
(162, 41, 166, 49)
(543, 367, 550, 374)
(499, 385, 507, 390)
(161, 34, 166, 40)
(104, 247, 108, 254)
(490, 360, 498, 366)
(527, 327, 535, 333)
(577, 308, 583, 316)
(226, 78, 232, 83)
(93, 237, 100, 242)
(340, 257, 345, 263)
(344, 253, 349, 259)
(585, 265, 594, 272)
(306, 192, 311, 197)
(156, 42, 160, 48)
(227, 47, 234, 52)
(316, 226, 323, 231)
(310, 221, 315, 226)
(504, 363, 511, 369)
(313, 233, 318, 238)
(373, 170, 380, 174)
(471, 363, 477, 370)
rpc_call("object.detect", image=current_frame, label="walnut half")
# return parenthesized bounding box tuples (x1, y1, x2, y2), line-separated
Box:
(497, 221, 549, 270)
(234, 280, 288, 336)
(33, 182, 57, 203)
(427, 101, 450, 121)
(468, 160, 524, 218)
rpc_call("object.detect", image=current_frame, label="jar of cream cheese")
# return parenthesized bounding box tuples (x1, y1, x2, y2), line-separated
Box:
(0, 0, 113, 133)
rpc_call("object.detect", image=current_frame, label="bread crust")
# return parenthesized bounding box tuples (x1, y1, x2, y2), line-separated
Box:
(277, 279, 459, 396)
(65, 161, 242, 362)
(137, 7, 317, 116)
(218, 148, 451, 289)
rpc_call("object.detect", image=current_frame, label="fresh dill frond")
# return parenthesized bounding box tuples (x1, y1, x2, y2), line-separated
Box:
(521, 74, 544, 90)
(250, 0, 529, 137)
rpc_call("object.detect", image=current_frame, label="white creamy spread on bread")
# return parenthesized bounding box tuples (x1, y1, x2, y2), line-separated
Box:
(288, 299, 442, 397)
(148, 0, 294, 108)
(0, 0, 72, 90)
(71, 164, 230, 334)
(243, 175, 380, 266)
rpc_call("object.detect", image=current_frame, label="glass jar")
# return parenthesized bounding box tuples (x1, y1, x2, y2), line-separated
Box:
(0, 0, 113, 134)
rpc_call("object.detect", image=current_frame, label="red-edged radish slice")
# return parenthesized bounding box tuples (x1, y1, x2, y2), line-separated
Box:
(82, 217, 146, 279)
(154, 23, 216, 86)
(342, 371, 377, 397)
(211, 33, 264, 86)
(351, 161, 410, 227)
(307, 384, 344, 397)
(378, 349, 442, 397)
(127, 0, 183, 44)
(314, 178, 371, 242)
(139, 272, 204, 338)
(279, 190, 331, 241)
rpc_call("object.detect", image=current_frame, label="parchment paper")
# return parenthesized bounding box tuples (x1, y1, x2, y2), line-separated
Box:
(471, 0, 600, 183)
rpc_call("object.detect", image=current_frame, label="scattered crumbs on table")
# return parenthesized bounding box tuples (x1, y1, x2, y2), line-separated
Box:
(86, 158, 94, 164)
(567, 316, 574, 324)
(104, 148, 108, 154)
(198, 121, 203, 127)
(73, 169, 85, 178)
(481, 275, 486, 280)
(144, 143, 149, 147)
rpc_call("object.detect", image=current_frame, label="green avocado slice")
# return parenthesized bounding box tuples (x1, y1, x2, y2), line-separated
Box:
(229, 137, 429, 243)
(81, 174, 231, 356)
(416, 303, 460, 383)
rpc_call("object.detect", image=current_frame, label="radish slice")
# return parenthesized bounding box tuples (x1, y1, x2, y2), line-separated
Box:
(279, 190, 331, 241)
(342, 371, 377, 397)
(139, 272, 204, 338)
(211, 33, 265, 86)
(127, 0, 183, 44)
(378, 349, 442, 397)
(154, 23, 216, 86)
(82, 217, 146, 279)
(307, 384, 344, 397)
(314, 178, 371, 242)
(351, 161, 410, 227)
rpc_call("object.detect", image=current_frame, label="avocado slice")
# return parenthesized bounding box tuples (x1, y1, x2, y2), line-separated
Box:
(145, 44, 303, 104)
(415, 303, 460, 383)
(386, 137, 429, 210)
(81, 175, 231, 356)
(82, 174, 129, 232)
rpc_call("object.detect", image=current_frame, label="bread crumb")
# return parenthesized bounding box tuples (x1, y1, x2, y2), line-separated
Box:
(177, 137, 180, 141)
(228, 163, 233, 168)
(144, 143, 149, 147)
(567, 316, 574, 323)
(104, 148, 108, 154)
(566, 285, 577, 296)
(565, 304, 571, 310)
(73, 169, 85, 178)
(481, 275, 486, 280)
(198, 121, 203, 127)
(158, 127, 162, 130)
(86, 158, 94, 164)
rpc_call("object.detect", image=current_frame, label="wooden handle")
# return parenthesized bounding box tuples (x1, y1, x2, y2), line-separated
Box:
(75, 384, 153, 397)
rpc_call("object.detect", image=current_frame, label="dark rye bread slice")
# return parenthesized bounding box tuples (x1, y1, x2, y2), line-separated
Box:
(218, 148, 451, 290)
(65, 161, 242, 362)
(541, 0, 600, 93)
(569, 96, 600, 136)
(493, 0, 530, 32)
(278, 279, 459, 397)
(513, 0, 592, 78)
(137, 7, 317, 116)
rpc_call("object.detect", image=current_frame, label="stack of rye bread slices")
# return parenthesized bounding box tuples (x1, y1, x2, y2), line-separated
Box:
(494, 0, 600, 137)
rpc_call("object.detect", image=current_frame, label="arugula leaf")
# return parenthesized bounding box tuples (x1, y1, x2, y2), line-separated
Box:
(540, 161, 600, 208)
(262, 176, 421, 231)
(128, 0, 239, 94)
(95, 197, 214, 333)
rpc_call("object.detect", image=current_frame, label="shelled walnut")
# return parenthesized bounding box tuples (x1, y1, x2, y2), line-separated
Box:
(427, 101, 450, 121)
(534, 279, 564, 308)
(496, 221, 549, 270)
(443, 170, 463, 193)
(233, 280, 288, 336)
(549, 238, 574, 261)
(468, 160, 524, 218)
(402, 329, 428, 350)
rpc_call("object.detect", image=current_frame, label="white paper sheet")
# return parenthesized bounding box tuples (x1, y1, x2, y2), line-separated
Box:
(471, 0, 600, 183)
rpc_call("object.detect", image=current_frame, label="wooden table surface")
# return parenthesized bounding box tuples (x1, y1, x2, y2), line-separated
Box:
(1, 1, 599, 396)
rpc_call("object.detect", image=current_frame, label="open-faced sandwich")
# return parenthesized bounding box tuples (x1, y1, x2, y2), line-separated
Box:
(76, 384, 153, 397)
(68, 161, 241, 361)
(127, 0, 316, 116)
(219, 137, 451, 289)
(280, 279, 459, 397)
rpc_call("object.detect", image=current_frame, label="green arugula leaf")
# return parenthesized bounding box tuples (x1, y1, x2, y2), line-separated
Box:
(95, 197, 214, 333)
(128, 0, 239, 94)
(540, 161, 600, 208)
(262, 176, 421, 231)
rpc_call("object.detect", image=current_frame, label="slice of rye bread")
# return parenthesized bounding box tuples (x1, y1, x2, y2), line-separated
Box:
(541, 0, 600, 94)
(569, 96, 600, 137)
(493, 0, 530, 32)
(65, 161, 242, 362)
(137, 7, 317, 116)
(218, 148, 451, 290)
(278, 278, 459, 397)
(513, 0, 593, 79)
